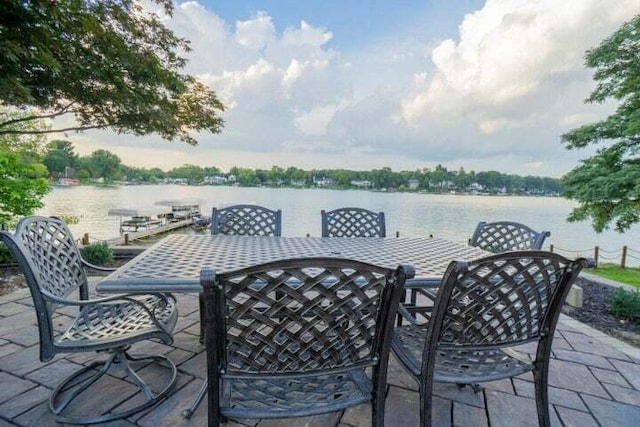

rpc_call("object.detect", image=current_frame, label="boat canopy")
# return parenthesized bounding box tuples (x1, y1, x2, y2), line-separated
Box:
(108, 207, 166, 217)
(155, 198, 204, 208)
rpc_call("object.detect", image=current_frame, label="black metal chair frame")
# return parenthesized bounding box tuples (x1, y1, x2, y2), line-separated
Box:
(0, 216, 178, 425)
(469, 220, 550, 253)
(211, 204, 282, 237)
(200, 204, 283, 340)
(321, 207, 386, 238)
(392, 251, 590, 427)
(198, 258, 413, 426)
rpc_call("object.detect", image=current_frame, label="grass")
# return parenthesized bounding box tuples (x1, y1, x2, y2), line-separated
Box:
(588, 263, 640, 288)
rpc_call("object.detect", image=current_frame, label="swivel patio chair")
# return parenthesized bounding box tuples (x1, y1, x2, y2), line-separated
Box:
(196, 258, 413, 426)
(469, 220, 550, 253)
(321, 207, 386, 237)
(391, 251, 591, 427)
(211, 204, 282, 236)
(0, 216, 178, 425)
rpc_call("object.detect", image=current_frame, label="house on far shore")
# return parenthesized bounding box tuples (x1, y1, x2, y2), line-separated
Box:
(204, 175, 228, 185)
(313, 176, 333, 187)
(408, 179, 420, 190)
(351, 180, 372, 188)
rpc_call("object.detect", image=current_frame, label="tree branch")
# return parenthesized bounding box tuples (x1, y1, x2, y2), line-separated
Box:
(0, 102, 77, 128)
(0, 124, 105, 135)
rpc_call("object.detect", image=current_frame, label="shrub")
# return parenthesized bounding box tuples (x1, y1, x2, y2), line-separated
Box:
(0, 242, 16, 264)
(608, 288, 640, 321)
(80, 242, 113, 265)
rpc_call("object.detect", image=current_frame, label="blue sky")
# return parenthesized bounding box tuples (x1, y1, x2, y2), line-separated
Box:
(72, 1, 640, 177)
(202, 1, 485, 50)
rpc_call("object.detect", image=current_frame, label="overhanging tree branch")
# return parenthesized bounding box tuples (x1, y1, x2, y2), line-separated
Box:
(0, 102, 77, 129)
(0, 125, 105, 135)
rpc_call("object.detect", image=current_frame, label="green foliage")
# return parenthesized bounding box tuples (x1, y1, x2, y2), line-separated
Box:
(43, 140, 79, 175)
(0, 242, 16, 264)
(609, 288, 640, 321)
(80, 242, 113, 266)
(0, 110, 51, 226)
(561, 15, 640, 232)
(84, 150, 122, 181)
(0, 0, 224, 144)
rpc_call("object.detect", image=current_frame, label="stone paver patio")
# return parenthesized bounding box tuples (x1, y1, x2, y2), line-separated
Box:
(1, 279, 640, 426)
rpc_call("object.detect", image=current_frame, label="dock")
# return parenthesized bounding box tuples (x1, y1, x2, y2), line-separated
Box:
(104, 219, 193, 246)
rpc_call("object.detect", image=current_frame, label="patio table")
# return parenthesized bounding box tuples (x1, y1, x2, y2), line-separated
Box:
(96, 234, 490, 293)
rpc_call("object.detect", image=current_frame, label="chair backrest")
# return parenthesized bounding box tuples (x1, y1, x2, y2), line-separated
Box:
(424, 251, 587, 360)
(469, 221, 550, 253)
(211, 204, 282, 236)
(0, 216, 89, 360)
(321, 207, 386, 237)
(203, 258, 412, 376)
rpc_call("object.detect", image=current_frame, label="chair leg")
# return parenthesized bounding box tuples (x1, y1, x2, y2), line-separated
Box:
(50, 348, 177, 425)
(533, 363, 551, 427)
(183, 379, 208, 419)
(420, 379, 433, 427)
(371, 373, 386, 427)
(199, 292, 205, 343)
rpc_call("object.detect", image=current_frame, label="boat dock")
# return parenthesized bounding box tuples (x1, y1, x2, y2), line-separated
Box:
(103, 219, 193, 246)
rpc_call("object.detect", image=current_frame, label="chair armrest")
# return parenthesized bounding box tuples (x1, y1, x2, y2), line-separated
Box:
(82, 259, 117, 272)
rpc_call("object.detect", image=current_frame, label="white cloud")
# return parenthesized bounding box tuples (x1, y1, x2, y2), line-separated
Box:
(63, 1, 640, 179)
(235, 11, 276, 50)
(402, 0, 639, 124)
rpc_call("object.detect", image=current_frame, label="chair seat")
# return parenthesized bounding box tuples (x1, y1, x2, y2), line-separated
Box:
(57, 295, 177, 349)
(392, 325, 533, 383)
(220, 370, 372, 419)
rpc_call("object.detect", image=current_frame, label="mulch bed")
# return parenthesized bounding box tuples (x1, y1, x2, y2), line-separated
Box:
(562, 276, 640, 347)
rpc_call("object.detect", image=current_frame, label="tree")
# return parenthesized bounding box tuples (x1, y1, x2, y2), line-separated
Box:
(0, 111, 50, 226)
(85, 150, 122, 181)
(0, 0, 224, 145)
(43, 140, 79, 176)
(561, 15, 640, 232)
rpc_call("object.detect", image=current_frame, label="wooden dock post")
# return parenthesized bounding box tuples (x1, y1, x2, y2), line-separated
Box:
(82, 233, 89, 245)
(594, 246, 599, 268)
(124, 233, 129, 246)
(621, 245, 627, 268)
(549, 244, 554, 252)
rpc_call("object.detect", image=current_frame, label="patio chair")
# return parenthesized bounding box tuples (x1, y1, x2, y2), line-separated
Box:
(200, 204, 283, 340)
(321, 207, 386, 237)
(469, 220, 550, 253)
(190, 258, 413, 425)
(211, 204, 282, 236)
(391, 251, 590, 427)
(0, 216, 178, 425)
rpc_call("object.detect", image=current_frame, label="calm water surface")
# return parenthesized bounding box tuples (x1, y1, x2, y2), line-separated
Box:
(37, 185, 640, 262)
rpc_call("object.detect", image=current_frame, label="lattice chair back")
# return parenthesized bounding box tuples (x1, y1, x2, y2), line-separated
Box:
(0, 217, 89, 356)
(211, 204, 282, 236)
(427, 251, 585, 352)
(203, 258, 413, 423)
(321, 207, 386, 237)
(469, 221, 550, 253)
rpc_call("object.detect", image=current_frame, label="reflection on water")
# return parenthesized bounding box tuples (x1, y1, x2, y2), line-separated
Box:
(37, 185, 640, 262)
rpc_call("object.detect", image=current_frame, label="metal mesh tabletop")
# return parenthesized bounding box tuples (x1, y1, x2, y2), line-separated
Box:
(97, 235, 489, 293)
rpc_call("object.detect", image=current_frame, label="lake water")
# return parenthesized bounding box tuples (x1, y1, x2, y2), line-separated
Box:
(36, 185, 640, 264)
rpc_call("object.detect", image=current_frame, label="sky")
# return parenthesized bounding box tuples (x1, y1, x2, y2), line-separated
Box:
(67, 0, 640, 177)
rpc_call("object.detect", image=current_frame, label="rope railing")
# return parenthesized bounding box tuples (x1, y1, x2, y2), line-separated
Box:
(549, 244, 639, 268)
